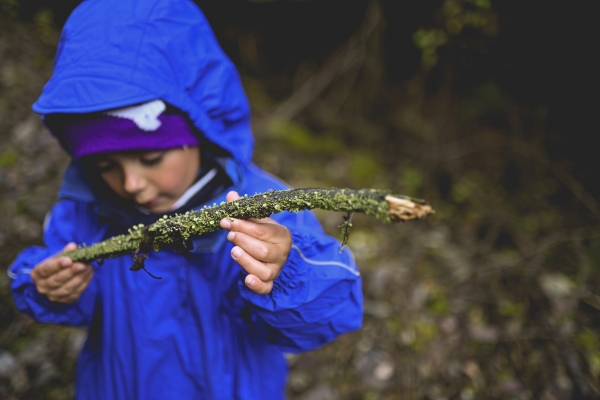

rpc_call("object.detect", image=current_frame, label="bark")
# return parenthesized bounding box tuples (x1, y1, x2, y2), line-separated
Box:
(62, 188, 435, 269)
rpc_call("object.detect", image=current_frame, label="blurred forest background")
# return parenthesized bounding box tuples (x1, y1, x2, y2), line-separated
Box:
(1, 0, 599, 399)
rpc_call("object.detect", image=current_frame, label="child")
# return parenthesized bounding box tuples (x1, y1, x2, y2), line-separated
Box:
(8, 0, 363, 399)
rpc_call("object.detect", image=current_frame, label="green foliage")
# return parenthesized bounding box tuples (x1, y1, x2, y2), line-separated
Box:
(0, 0, 18, 17)
(348, 152, 383, 188)
(413, 0, 498, 69)
(498, 300, 525, 318)
(242, 77, 273, 112)
(459, 82, 505, 121)
(589, 352, 600, 376)
(362, 391, 379, 400)
(268, 119, 343, 155)
(443, 0, 493, 35)
(0, 149, 19, 168)
(412, 28, 447, 69)
(427, 287, 450, 315)
(400, 167, 422, 196)
(34, 9, 58, 45)
(410, 319, 439, 352)
(575, 329, 600, 351)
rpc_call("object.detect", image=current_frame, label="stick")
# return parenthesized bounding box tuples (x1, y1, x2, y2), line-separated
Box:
(62, 188, 435, 268)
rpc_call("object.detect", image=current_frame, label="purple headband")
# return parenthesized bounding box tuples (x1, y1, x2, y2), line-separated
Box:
(56, 100, 200, 159)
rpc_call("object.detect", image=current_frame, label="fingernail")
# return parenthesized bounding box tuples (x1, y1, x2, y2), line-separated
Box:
(59, 258, 70, 267)
(227, 231, 235, 241)
(221, 219, 231, 229)
(231, 247, 241, 260)
(246, 276, 256, 287)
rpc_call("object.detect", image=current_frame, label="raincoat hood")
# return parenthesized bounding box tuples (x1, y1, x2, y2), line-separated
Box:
(33, 0, 254, 165)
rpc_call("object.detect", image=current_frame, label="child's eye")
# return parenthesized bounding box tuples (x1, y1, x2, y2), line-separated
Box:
(95, 159, 117, 173)
(140, 152, 164, 166)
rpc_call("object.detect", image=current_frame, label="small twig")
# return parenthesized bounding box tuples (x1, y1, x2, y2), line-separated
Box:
(140, 266, 162, 280)
(339, 211, 354, 253)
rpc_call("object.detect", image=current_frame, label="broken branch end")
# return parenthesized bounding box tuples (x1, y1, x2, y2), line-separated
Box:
(385, 195, 436, 222)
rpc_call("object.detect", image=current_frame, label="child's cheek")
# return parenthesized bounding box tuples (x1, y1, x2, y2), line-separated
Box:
(159, 171, 192, 197)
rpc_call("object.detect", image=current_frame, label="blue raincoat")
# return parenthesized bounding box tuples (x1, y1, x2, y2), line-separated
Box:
(8, 1, 363, 399)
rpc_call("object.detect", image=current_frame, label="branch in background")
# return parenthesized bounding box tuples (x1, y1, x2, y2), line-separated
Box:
(266, 0, 382, 122)
(62, 187, 435, 269)
(441, 131, 600, 221)
(543, 320, 597, 399)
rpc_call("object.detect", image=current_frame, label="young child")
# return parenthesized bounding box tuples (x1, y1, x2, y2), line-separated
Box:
(8, 0, 363, 399)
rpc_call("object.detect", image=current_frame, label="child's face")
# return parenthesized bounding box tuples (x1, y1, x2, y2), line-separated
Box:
(90, 147, 200, 214)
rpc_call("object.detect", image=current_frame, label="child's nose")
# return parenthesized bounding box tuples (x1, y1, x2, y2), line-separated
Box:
(122, 167, 146, 194)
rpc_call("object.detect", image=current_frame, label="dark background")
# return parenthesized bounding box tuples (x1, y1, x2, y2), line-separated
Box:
(10, 0, 600, 193)
(1, 1, 599, 399)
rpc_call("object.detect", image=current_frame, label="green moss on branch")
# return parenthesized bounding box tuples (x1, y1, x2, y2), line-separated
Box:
(63, 188, 435, 265)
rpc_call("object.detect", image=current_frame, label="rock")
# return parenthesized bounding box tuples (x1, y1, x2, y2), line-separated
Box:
(363, 300, 392, 319)
(0, 351, 17, 378)
(469, 325, 498, 343)
(34, 359, 58, 387)
(288, 370, 313, 393)
(297, 383, 337, 400)
(0, 351, 29, 393)
(11, 115, 39, 148)
(17, 340, 47, 365)
(354, 349, 395, 389)
(68, 329, 87, 360)
(539, 273, 574, 299)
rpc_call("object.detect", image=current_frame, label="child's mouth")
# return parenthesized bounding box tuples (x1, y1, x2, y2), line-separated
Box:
(141, 198, 161, 209)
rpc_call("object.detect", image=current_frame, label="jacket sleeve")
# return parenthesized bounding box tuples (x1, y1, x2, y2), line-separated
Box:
(8, 200, 99, 327)
(237, 210, 363, 353)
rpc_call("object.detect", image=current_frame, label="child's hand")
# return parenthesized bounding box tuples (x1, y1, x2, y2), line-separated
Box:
(220, 191, 292, 294)
(30, 243, 94, 304)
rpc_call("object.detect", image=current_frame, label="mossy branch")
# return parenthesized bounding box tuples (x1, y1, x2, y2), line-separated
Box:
(62, 188, 435, 269)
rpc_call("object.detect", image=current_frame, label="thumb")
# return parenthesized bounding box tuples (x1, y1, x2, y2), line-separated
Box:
(55, 242, 78, 266)
(226, 191, 241, 203)
(62, 242, 78, 253)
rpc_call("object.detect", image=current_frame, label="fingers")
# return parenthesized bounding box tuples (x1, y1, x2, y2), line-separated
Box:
(31, 257, 70, 280)
(222, 191, 292, 294)
(222, 219, 291, 268)
(221, 219, 291, 295)
(221, 218, 288, 245)
(230, 245, 274, 294)
(231, 241, 278, 295)
(47, 264, 94, 304)
(31, 242, 79, 280)
(231, 245, 278, 282)
(31, 242, 94, 304)
(244, 274, 273, 295)
(40, 263, 94, 304)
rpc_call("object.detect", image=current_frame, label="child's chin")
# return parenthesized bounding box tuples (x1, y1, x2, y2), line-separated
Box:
(139, 199, 165, 213)
(148, 206, 168, 214)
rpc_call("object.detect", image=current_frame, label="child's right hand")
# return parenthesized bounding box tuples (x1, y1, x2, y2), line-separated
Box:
(30, 243, 94, 304)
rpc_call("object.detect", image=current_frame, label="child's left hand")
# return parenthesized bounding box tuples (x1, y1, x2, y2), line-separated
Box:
(220, 191, 292, 294)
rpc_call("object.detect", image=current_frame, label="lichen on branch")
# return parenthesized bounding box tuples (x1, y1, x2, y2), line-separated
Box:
(62, 188, 435, 268)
